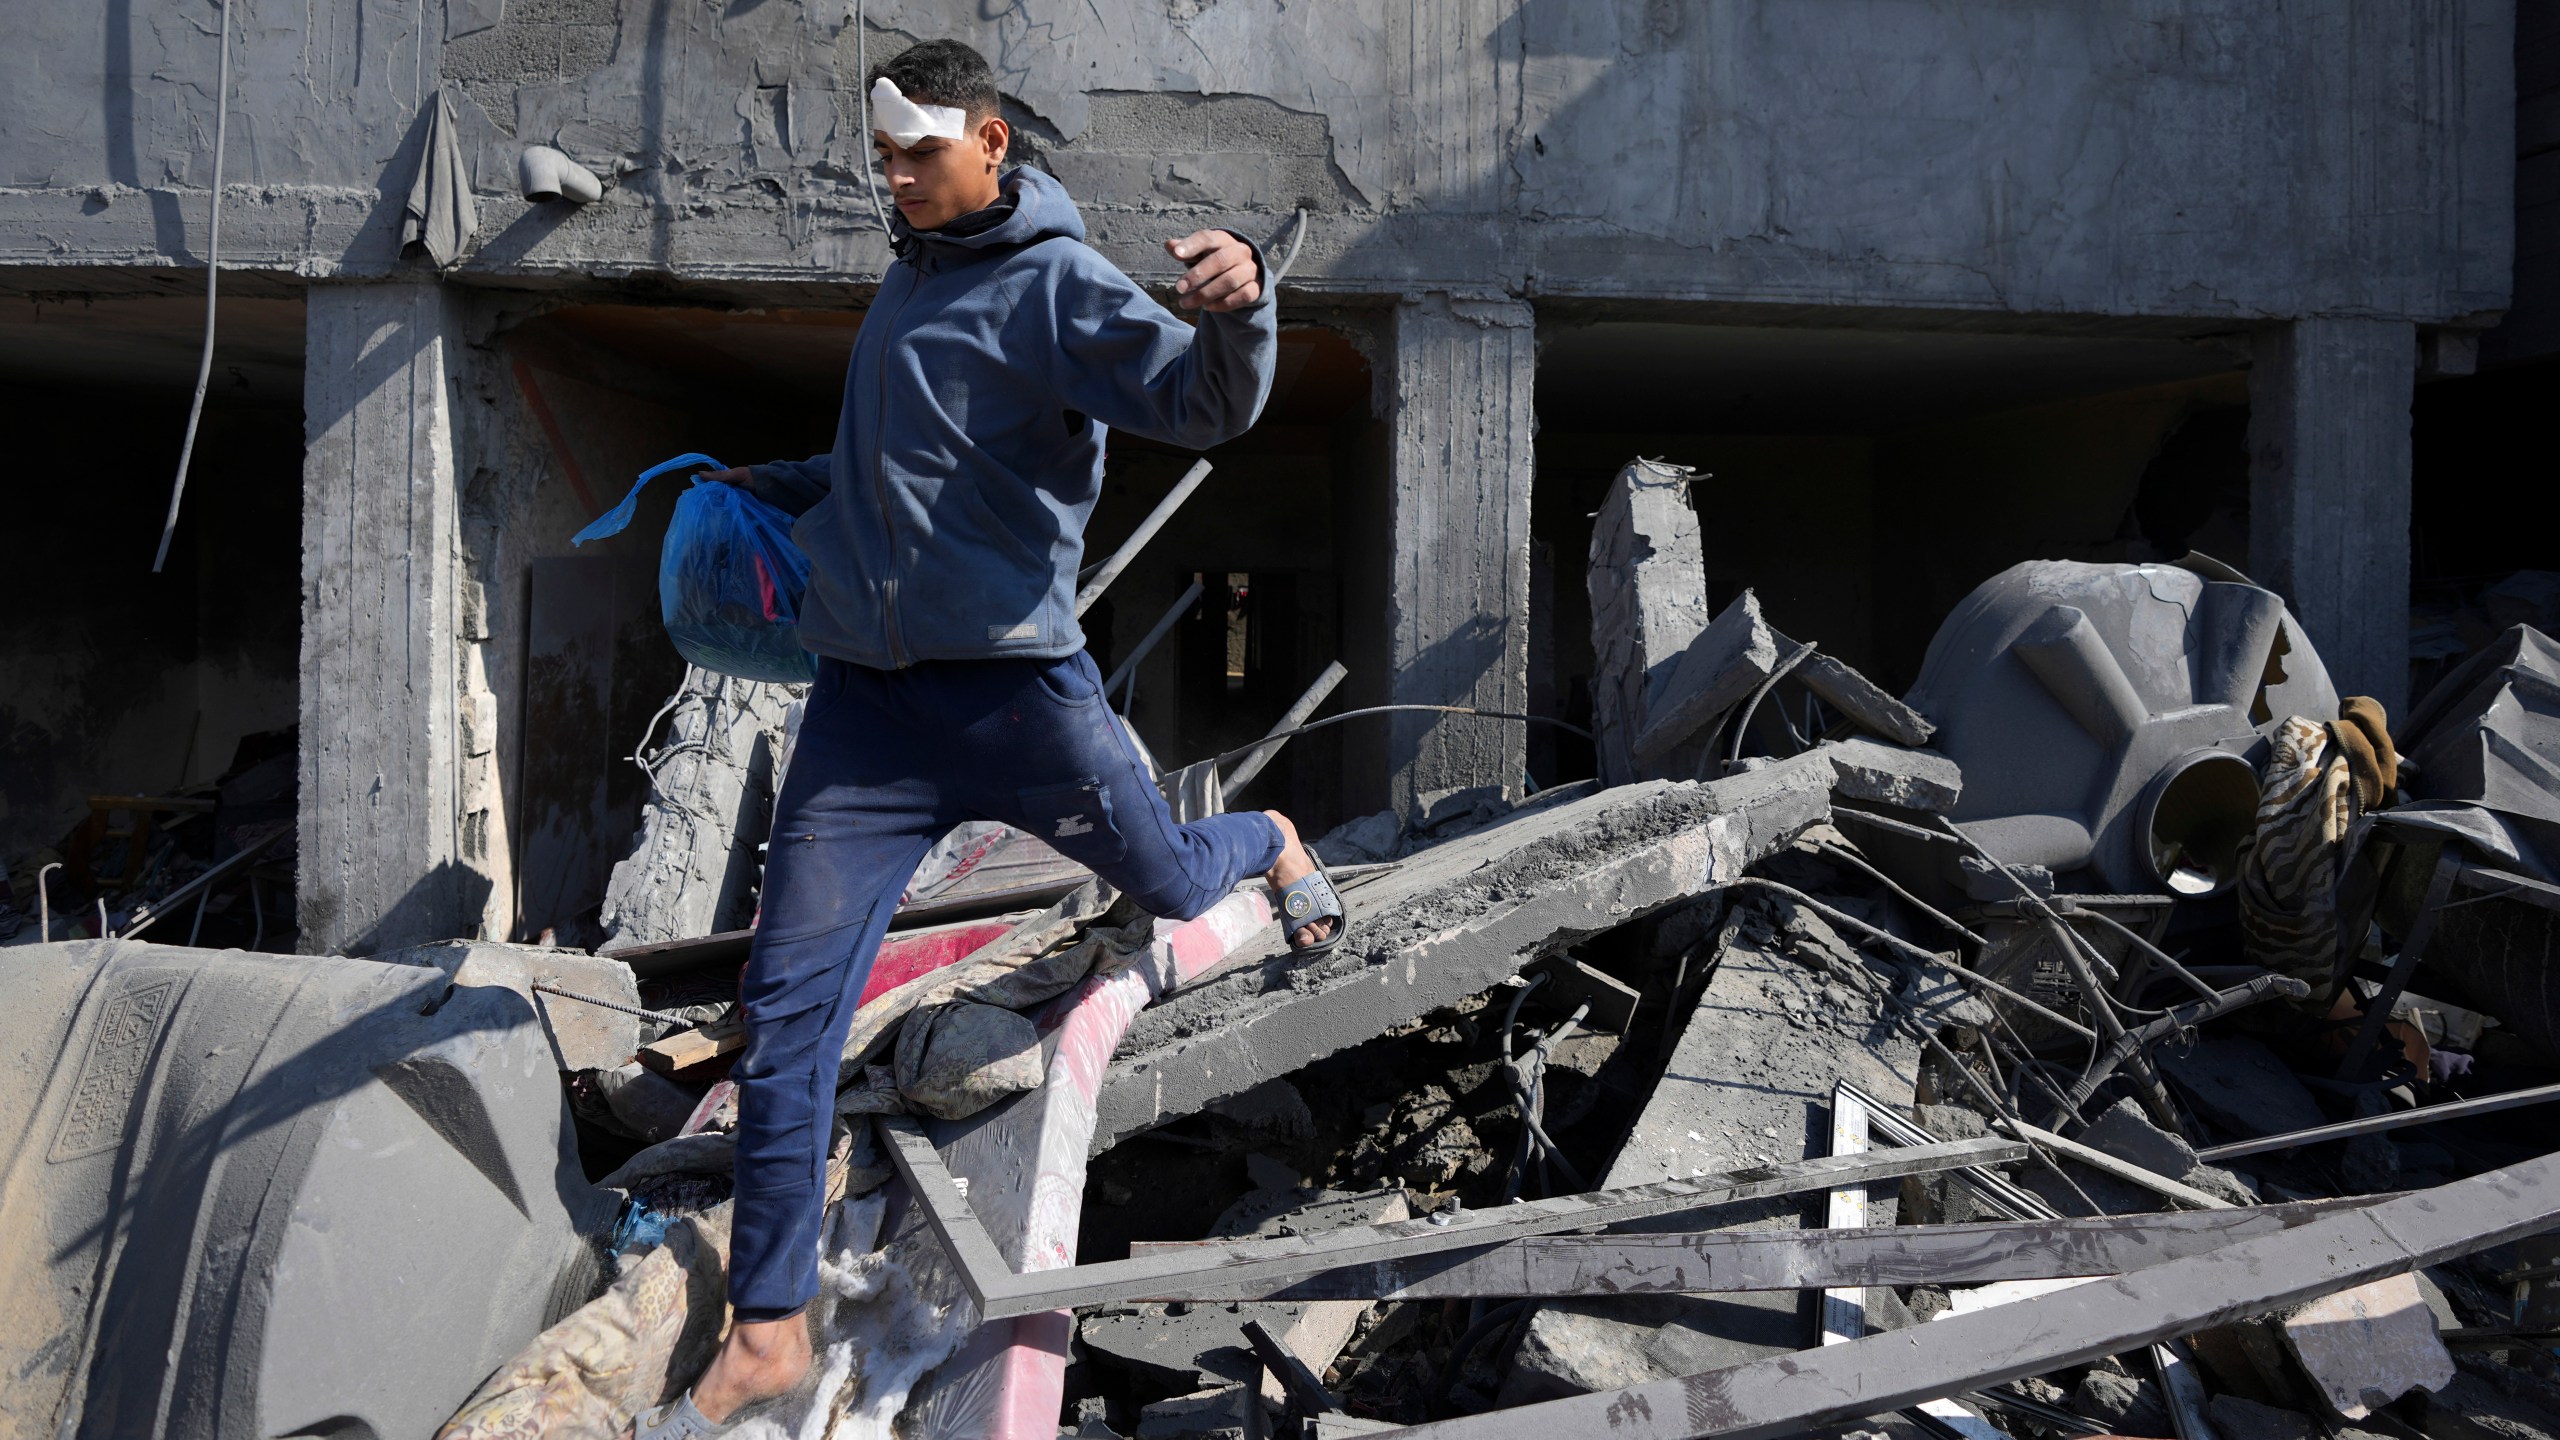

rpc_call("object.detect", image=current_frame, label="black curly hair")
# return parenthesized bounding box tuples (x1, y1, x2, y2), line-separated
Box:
(869, 38, 1000, 123)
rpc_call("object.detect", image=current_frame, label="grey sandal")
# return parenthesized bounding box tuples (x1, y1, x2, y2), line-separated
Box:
(1275, 856, 1349, 956)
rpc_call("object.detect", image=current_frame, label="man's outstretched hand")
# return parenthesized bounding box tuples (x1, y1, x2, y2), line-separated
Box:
(1167, 229, 1262, 313)
(705, 467, 753, 487)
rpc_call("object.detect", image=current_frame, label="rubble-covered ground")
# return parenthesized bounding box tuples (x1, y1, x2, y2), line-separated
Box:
(17, 488, 2560, 1440)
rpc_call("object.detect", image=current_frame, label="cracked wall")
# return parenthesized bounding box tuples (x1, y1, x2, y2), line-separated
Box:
(0, 0, 2512, 326)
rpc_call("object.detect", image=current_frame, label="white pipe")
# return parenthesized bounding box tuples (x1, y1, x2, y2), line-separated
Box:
(520, 145, 603, 204)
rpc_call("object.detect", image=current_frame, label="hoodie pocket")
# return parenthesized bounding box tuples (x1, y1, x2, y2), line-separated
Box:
(1017, 779, 1127, 867)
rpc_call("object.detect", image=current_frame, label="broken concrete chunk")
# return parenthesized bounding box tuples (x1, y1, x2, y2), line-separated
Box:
(1634, 588, 1780, 767)
(1082, 1305, 1270, 1393)
(1588, 458, 1716, 785)
(600, 666, 797, 947)
(1096, 763, 1834, 1154)
(2157, 1034, 2329, 1139)
(2074, 1366, 2174, 1437)
(2282, 1273, 2457, 1419)
(1505, 903, 1923, 1405)
(1760, 626, 1936, 747)
(1820, 737, 1963, 813)
(386, 939, 644, 1073)
(1133, 1384, 1254, 1439)
(1313, 809, 1402, 864)
(2079, 1095, 2200, 1181)
(2410, 1366, 2560, 1440)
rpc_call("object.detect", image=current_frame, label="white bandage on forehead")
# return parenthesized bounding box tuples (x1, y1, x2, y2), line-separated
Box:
(870, 77, 969, 147)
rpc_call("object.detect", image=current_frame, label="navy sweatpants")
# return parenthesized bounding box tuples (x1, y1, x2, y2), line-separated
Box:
(725, 650, 1285, 1321)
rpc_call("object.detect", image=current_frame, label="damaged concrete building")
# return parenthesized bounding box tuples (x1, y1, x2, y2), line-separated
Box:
(9, 3, 2560, 1439)
(1, 1, 2545, 952)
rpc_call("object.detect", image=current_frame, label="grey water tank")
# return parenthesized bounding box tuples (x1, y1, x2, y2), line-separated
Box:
(1901, 559, 2338, 896)
(0, 940, 615, 1440)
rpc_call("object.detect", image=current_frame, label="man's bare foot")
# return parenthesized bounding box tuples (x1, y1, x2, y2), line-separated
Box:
(689, 1315, 811, 1423)
(1262, 811, 1338, 949)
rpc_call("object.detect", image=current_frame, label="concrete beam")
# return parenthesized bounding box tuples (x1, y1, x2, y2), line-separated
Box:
(2247, 317, 2416, 716)
(298, 282, 486, 955)
(1095, 756, 1837, 1155)
(1385, 292, 1535, 814)
(1589, 459, 1714, 785)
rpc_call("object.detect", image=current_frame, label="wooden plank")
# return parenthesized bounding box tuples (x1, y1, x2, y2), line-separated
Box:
(878, 1128, 2028, 1320)
(1365, 1150, 2560, 1439)
(1124, 1202, 2379, 1303)
(635, 1013, 743, 1076)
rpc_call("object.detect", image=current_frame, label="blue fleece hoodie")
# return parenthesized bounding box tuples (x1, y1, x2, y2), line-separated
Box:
(747, 166, 1277, 669)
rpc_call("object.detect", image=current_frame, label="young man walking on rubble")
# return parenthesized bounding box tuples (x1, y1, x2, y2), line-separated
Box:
(640, 38, 1346, 1433)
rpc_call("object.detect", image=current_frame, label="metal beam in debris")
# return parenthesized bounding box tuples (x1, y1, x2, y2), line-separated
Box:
(2197, 1079, 2560, 1163)
(1123, 1196, 2384, 1304)
(875, 1115, 2026, 1320)
(1364, 1149, 2560, 1440)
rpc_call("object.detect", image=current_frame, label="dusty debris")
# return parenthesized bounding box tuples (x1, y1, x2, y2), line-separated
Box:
(31, 533, 2560, 1440)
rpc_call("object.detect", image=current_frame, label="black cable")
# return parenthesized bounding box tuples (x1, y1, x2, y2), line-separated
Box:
(1431, 1299, 1534, 1415)
(1722, 640, 1817, 773)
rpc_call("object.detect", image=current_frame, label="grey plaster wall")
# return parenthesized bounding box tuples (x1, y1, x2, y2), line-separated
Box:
(0, 1, 2515, 327)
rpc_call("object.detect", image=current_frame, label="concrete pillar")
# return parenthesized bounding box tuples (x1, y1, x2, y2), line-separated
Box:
(1385, 292, 1535, 815)
(299, 283, 484, 954)
(2246, 317, 2416, 718)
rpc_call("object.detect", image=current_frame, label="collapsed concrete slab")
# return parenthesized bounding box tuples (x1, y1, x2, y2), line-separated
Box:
(387, 938, 647, 1072)
(0, 939, 613, 1440)
(1587, 459, 1717, 786)
(1818, 737, 1964, 813)
(1092, 754, 1837, 1156)
(1634, 588, 1781, 769)
(599, 666, 798, 947)
(1502, 895, 1935, 1403)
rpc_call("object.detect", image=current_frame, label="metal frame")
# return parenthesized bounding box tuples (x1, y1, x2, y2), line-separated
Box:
(875, 1115, 2026, 1321)
(1124, 1200, 2381, 1303)
(2339, 854, 2560, 1080)
(1357, 1150, 2560, 1439)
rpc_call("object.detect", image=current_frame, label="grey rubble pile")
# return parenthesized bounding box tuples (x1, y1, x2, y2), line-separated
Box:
(20, 458, 2560, 1440)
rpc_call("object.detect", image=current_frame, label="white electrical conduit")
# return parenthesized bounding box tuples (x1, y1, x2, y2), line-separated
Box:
(152, 0, 233, 574)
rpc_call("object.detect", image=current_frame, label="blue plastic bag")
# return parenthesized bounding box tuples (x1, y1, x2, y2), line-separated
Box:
(572, 452, 819, 684)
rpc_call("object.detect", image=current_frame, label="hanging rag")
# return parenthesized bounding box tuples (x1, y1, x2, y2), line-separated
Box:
(402, 87, 480, 268)
(2237, 701, 2402, 994)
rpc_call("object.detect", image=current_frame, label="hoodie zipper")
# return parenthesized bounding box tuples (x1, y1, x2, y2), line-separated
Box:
(870, 267, 921, 668)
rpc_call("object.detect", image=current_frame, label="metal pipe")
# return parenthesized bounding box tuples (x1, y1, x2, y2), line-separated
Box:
(117, 827, 288, 941)
(2050, 973, 2310, 1121)
(2197, 1079, 2560, 1163)
(1811, 840, 1987, 948)
(1201, 704, 1592, 771)
(1221, 660, 1347, 797)
(1074, 459, 1213, 616)
(2065, 901, 2221, 1006)
(1101, 578, 1204, 698)
(36, 861, 58, 941)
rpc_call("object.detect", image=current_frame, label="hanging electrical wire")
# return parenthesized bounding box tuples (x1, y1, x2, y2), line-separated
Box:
(151, 0, 233, 574)
(853, 0, 892, 238)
